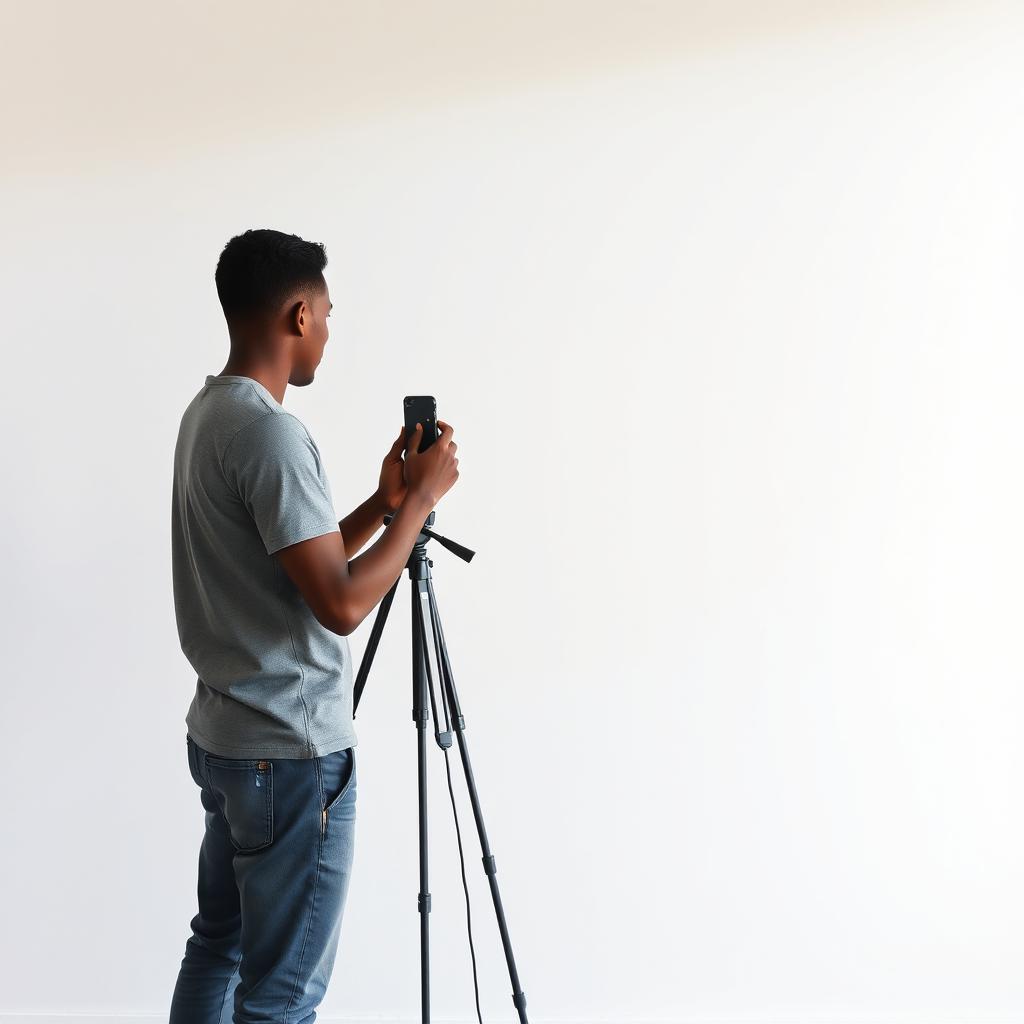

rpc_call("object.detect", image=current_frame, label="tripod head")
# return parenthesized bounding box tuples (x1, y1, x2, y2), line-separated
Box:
(385, 510, 475, 564)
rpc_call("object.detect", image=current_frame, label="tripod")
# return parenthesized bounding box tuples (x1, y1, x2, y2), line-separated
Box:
(352, 510, 529, 1023)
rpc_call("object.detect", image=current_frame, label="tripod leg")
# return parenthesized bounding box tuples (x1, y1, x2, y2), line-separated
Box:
(353, 575, 399, 717)
(412, 577, 432, 1023)
(425, 581, 530, 1023)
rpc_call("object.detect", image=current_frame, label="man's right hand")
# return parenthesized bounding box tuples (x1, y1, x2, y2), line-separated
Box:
(402, 419, 460, 508)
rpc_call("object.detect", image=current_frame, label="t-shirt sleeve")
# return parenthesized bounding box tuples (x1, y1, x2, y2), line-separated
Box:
(222, 412, 340, 555)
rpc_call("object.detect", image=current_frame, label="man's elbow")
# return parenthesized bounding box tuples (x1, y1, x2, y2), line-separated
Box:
(323, 599, 359, 637)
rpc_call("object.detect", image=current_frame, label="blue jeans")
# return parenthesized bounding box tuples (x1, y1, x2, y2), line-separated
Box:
(170, 734, 357, 1024)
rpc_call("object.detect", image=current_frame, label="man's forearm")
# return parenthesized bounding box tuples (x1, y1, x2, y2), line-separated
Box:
(338, 491, 391, 556)
(341, 491, 435, 631)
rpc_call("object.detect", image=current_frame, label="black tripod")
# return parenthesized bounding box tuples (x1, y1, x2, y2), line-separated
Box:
(352, 510, 529, 1023)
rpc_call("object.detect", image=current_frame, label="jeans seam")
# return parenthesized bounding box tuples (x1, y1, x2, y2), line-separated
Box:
(284, 766, 326, 1021)
(219, 950, 242, 1021)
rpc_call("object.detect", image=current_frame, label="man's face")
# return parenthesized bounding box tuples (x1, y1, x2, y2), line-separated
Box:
(289, 285, 332, 387)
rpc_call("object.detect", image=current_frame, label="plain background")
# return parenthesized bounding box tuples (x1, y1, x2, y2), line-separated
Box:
(1, 1, 1022, 1021)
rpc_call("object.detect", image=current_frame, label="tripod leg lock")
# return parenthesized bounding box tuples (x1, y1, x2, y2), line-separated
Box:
(482, 854, 497, 877)
(512, 990, 527, 1012)
(418, 893, 431, 914)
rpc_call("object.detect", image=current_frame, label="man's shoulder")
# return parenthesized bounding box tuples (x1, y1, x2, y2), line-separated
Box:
(226, 405, 311, 447)
(219, 408, 322, 479)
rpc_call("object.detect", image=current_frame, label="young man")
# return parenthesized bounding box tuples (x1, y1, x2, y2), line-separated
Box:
(169, 228, 459, 1023)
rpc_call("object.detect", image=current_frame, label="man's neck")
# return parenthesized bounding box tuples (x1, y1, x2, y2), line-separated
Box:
(217, 359, 288, 405)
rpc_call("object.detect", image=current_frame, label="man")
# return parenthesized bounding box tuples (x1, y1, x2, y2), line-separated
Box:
(169, 228, 459, 1023)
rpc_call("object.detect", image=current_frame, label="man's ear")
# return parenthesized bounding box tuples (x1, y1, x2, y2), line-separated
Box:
(286, 299, 307, 337)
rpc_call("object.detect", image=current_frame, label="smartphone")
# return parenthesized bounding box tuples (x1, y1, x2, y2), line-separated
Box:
(403, 396, 439, 454)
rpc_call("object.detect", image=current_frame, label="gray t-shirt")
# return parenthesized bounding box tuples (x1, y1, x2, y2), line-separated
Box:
(171, 373, 357, 759)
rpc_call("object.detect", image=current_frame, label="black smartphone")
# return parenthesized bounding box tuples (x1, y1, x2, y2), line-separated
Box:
(403, 396, 438, 454)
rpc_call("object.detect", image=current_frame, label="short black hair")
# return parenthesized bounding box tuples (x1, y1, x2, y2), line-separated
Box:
(215, 228, 328, 322)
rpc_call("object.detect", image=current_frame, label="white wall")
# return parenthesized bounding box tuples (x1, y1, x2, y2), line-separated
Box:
(1, 2, 1022, 1021)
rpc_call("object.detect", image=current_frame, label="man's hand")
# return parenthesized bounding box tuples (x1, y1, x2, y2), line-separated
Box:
(403, 420, 459, 507)
(374, 427, 408, 513)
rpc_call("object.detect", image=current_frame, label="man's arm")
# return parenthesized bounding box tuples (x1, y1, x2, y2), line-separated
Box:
(338, 489, 395, 556)
(275, 490, 435, 635)
(274, 420, 459, 636)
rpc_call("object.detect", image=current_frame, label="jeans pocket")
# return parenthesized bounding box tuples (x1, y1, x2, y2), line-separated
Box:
(205, 754, 274, 852)
(322, 747, 357, 819)
(186, 735, 204, 789)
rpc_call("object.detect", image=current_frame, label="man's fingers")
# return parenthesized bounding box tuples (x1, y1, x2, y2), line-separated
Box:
(436, 419, 454, 441)
(406, 422, 423, 453)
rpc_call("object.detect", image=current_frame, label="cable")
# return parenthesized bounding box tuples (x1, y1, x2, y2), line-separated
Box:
(443, 741, 484, 1023)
